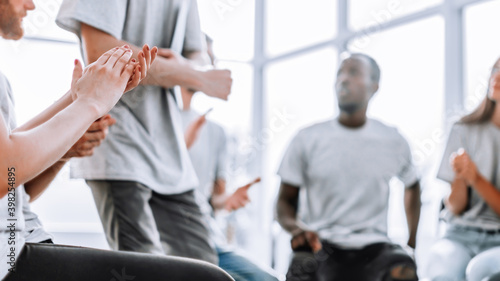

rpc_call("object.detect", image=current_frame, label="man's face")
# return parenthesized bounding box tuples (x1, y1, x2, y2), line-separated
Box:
(0, 0, 35, 40)
(335, 56, 377, 114)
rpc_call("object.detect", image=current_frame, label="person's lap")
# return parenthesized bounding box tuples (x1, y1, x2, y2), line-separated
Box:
(2, 243, 232, 281)
(217, 248, 278, 281)
(286, 242, 417, 281)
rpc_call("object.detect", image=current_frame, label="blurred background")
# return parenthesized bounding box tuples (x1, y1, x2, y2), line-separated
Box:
(0, 0, 499, 278)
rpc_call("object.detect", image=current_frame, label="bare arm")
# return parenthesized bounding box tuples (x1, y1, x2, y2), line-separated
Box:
(210, 179, 227, 210)
(453, 150, 500, 216)
(24, 116, 115, 202)
(444, 177, 469, 215)
(276, 182, 322, 252)
(404, 181, 421, 248)
(1, 46, 149, 198)
(81, 23, 231, 100)
(471, 175, 500, 217)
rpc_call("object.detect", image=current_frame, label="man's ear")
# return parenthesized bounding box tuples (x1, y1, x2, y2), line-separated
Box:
(370, 82, 379, 97)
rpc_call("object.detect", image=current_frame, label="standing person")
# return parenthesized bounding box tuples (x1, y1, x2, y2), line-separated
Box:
(56, 0, 233, 265)
(0, 1, 232, 280)
(423, 58, 500, 281)
(181, 86, 280, 281)
(276, 53, 421, 281)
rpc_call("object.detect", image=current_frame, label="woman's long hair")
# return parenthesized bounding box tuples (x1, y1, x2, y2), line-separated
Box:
(460, 59, 499, 124)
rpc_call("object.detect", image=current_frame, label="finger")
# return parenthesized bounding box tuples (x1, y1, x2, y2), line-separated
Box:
(124, 64, 141, 90)
(449, 152, 458, 164)
(113, 47, 134, 69)
(157, 48, 173, 58)
(77, 141, 99, 151)
(96, 47, 119, 65)
(457, 147, 465, 155)
(83, 130, 106, 142)
(72, 59, 83, 84)
(150, 46, 158, 65)
(76, 149, 95, 158)
(138, 51, 147, 78)
(243, 177, 261, 190)
(103, 45, 128, 67)
(143, 44, 152, 68)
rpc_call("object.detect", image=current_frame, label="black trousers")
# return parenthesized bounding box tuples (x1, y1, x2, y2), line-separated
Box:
(286, 242, 417, 281)
(2, 243, 233, 281)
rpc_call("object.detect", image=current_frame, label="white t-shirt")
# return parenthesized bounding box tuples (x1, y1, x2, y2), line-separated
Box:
(180, 109, 229, 249)
(437, 122, 500, 229)
(56, 0, 203, 194)
(278, 118, 418, 249)
(0, 72, 26, 278)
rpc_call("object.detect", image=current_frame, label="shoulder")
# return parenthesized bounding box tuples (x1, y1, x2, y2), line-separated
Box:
(296, 119, 333, 139)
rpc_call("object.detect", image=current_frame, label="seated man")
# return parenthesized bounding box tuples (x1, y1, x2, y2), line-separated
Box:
(0, 1, 232, 280)
(276, 53, 421, 281)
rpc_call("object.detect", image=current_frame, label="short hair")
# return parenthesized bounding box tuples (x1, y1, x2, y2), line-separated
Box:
(349, 53, 381, 84)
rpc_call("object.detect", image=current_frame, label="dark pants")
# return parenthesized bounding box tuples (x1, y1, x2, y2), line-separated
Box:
(87, 180, 218, 264)
(286, 242, 417, 281)
(2, 243, 233, 281)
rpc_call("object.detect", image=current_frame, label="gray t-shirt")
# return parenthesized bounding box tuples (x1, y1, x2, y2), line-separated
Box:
(180, 109, 229, 249)
(278, 119, 418, 249)
(0, 72, 26, 278)
(437, 122, 500, 229)
(56, 0, 203, 194)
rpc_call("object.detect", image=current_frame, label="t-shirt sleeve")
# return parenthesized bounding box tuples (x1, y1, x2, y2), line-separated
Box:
(183, 0, 204, 52)
(396, 133, 419, 188)
(56, 0, 128, 40)
(215, 126, 229, 181)
(277, 132, 306, 187)
(437, 123, 464, 183)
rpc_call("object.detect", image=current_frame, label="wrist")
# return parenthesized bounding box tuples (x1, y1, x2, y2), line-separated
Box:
(72, 98, 102, 120)
(469, 172, 483, 187)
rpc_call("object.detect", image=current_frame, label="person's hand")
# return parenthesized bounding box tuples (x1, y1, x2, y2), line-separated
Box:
(72, 45, 157, 116)
(184, 110, 209, 149)
(451, 148, 480, 186)
(60, 114, 116, 161)
(224, 177, 261, 211)
(124, 44, 158, 93)
(290, 229, 322, 253)
(72, 45, 137, 116)
(157, 48, 190, 67)
(200, 69, 232, 101)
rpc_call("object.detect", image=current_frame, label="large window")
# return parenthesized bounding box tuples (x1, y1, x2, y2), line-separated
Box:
(464, 0, 500, 112)
(1, 0, 496, 277)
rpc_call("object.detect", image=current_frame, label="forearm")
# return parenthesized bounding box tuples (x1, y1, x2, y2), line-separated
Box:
(404, 182, 421, 248)
(81, 24, 204, 90)
(445, 178, 469, 215)
(13, 91, 73, 133)
(0, 101, 99, 197)
(24, 160, 66, 202)
(277, 200, 307, 235)
(210, 193, 228, 210)
(471, 175, 500, 216)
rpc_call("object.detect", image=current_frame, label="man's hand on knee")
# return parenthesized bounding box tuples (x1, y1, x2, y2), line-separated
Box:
(389, 264, 417, 280)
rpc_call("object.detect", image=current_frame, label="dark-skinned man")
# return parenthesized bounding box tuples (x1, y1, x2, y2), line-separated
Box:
(276, 53, 421, 281)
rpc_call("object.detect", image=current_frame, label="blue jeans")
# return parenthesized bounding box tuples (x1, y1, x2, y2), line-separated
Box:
(217, 247, 279, 281)
(423, 224, 500, 281)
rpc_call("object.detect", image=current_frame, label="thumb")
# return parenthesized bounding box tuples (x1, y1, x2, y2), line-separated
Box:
(306, 232, 322, 252)
(72, 59, 83, 85)
(157, 48, 174, 58)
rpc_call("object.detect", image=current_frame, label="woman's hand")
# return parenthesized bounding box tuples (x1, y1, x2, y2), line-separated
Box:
(70, 44, 158, 115)
(451, 148, 480, 186)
